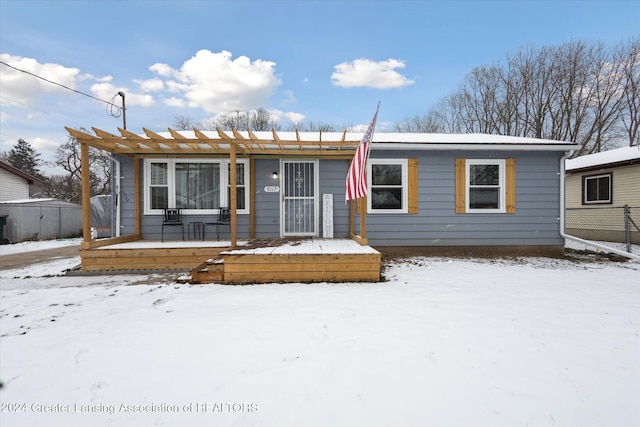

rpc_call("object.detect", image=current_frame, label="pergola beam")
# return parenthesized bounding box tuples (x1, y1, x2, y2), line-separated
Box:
(65, 126, 360, 157)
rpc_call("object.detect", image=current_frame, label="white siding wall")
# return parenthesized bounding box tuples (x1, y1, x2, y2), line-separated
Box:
(566, 163, 640, 208)
(0, 169, 29, 201)
(612, 164, 640, 205)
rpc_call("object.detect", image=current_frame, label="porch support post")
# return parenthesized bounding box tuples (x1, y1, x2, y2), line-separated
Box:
(229, 141, 237, 247)
(134, 158, 141, 235)
(359, 196, 367, 244)
(249, 157, 255, 238)
(81, 142, 91, 243)
(349, 199, 355, 235)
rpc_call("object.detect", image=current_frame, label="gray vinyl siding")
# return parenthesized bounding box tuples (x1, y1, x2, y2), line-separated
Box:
(253, 158, 280, 237)
(252, 158, 351, 238)
(116, 149, 564, 247)
(116, 155, 249, 241)
(318, 159, 351, 237)
(364, 150, 563, 247)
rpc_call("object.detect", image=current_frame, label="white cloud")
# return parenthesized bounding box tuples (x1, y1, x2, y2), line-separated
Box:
(163, 97, 186, 108)
(283, 111, 305, 124)
(0, 111, 8, 123)
(348, 123, 369, 132)
(0, 54, 81, 104)
(30, 136, 59, 153)
(149, 63, 173, 77)
(281, 89, 297, 106)
(149, 49, 282, 113)
(331, 58, 415, 89)
(135, 78, 164, 92)
(266, 109, 305, 125)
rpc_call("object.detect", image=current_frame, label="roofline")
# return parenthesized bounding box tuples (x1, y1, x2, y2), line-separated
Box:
(0, 161, 46, 186)
(372, 142, 578, 151)
(566, 157, 640, 173)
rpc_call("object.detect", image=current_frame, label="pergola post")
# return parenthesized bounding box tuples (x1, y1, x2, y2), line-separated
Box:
(81, 142, 91, 243)
(229, 141, 237, 247)
(134, 158, 141, 236)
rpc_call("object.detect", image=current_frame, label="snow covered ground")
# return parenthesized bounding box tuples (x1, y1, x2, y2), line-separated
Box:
(1, 240, 639, 427)
(0, 238, 82, 256)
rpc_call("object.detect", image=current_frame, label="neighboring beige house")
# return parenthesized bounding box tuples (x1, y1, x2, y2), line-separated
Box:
(565, 146, 640, 244)
(0, 161, 45, 202)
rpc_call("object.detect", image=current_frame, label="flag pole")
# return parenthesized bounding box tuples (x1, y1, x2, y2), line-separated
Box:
(358, 101, 380, 245)
(346, 101, 380, 245)
(363, 101, 380, 167)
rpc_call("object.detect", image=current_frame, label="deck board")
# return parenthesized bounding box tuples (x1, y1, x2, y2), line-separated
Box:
(80, 238, 381, 282)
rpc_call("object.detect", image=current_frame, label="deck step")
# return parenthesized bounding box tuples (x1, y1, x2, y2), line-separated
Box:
(189, 257, 224, 284)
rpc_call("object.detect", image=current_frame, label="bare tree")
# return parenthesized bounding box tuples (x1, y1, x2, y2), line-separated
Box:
(619, 37, 640, 146)
(249, 108, 279, 131)
(402, 39, 633, 154)
(292, 120, 338, 132)
(173, 115, 199, 130)
(47, 132, 111, 203)
(393, 110, 444, 132)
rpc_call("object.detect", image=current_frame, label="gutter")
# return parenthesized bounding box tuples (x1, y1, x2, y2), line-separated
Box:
(559, 151, 640, 261)
(372, 142, 578, 152)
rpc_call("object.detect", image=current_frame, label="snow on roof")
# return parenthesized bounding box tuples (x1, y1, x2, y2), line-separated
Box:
(152, 130, 577, 151)
(157, 130, 575, 145)
(0, 161, 46, 185)
(566, 146, 640, 171)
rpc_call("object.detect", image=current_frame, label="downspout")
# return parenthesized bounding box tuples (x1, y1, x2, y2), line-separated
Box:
(559, 151, 640, 261)
(105, 154, 121, 237)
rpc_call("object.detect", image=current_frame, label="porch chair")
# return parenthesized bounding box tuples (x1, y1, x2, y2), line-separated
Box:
(161, 208, 184, 242)
(204, 207, 231, 240)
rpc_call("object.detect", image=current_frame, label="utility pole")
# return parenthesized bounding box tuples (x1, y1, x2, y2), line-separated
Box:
(118, 91, 127, 130)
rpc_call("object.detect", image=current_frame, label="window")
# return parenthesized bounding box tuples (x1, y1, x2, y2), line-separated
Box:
(149, 162, 169, 210)
(144, 159, 249, 215)
(456, 158, 516, 214)
(368, 159, 408, 213)
(176, 162, 220, 209)
(467, 160, 505, 212)
(583, 173, 612, 204)
(228, 163, 247, 210)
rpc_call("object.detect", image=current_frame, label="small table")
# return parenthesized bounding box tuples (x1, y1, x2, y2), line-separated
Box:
(188, 222, 204, 240)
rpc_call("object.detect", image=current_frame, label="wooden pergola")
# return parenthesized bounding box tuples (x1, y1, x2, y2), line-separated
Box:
(66, 127, 371, 249)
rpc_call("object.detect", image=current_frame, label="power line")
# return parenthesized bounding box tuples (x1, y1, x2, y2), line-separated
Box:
(1, 95, 81, 125)
(0, 60, 122, 110)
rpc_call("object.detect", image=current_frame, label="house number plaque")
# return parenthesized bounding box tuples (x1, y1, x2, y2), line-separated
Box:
(264, 186, 280, 193)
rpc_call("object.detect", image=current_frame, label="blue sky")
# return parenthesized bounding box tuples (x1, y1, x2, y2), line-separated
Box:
(1, 0, 638, 172)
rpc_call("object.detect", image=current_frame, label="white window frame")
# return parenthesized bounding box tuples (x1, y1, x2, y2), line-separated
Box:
(367, 159, 408, 214)
(144, 158, 249, 215)
(583, 173, 612, 205)
(466, 159, 505, 213)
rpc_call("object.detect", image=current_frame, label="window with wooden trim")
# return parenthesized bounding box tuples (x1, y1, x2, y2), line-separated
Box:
(455, 158, 516, 214)
(366, 159, 418, 214)
(144, 158, 249, 215)
(582, 173, 612, 204)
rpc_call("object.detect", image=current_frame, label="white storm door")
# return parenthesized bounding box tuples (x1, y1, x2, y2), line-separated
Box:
(281, 160, 318, 236)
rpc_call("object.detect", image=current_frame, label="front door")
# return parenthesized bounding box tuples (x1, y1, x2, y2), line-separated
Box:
(281, 160, 318, 236)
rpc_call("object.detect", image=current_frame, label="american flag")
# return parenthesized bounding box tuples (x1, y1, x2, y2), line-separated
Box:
(345, 103, 380, 203)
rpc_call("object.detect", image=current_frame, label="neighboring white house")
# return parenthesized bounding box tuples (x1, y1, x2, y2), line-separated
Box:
(0, 161, 45, 202)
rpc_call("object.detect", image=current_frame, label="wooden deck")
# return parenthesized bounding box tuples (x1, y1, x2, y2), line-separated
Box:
(80, 237, 381, 284)
(80, 240, 236, 271)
